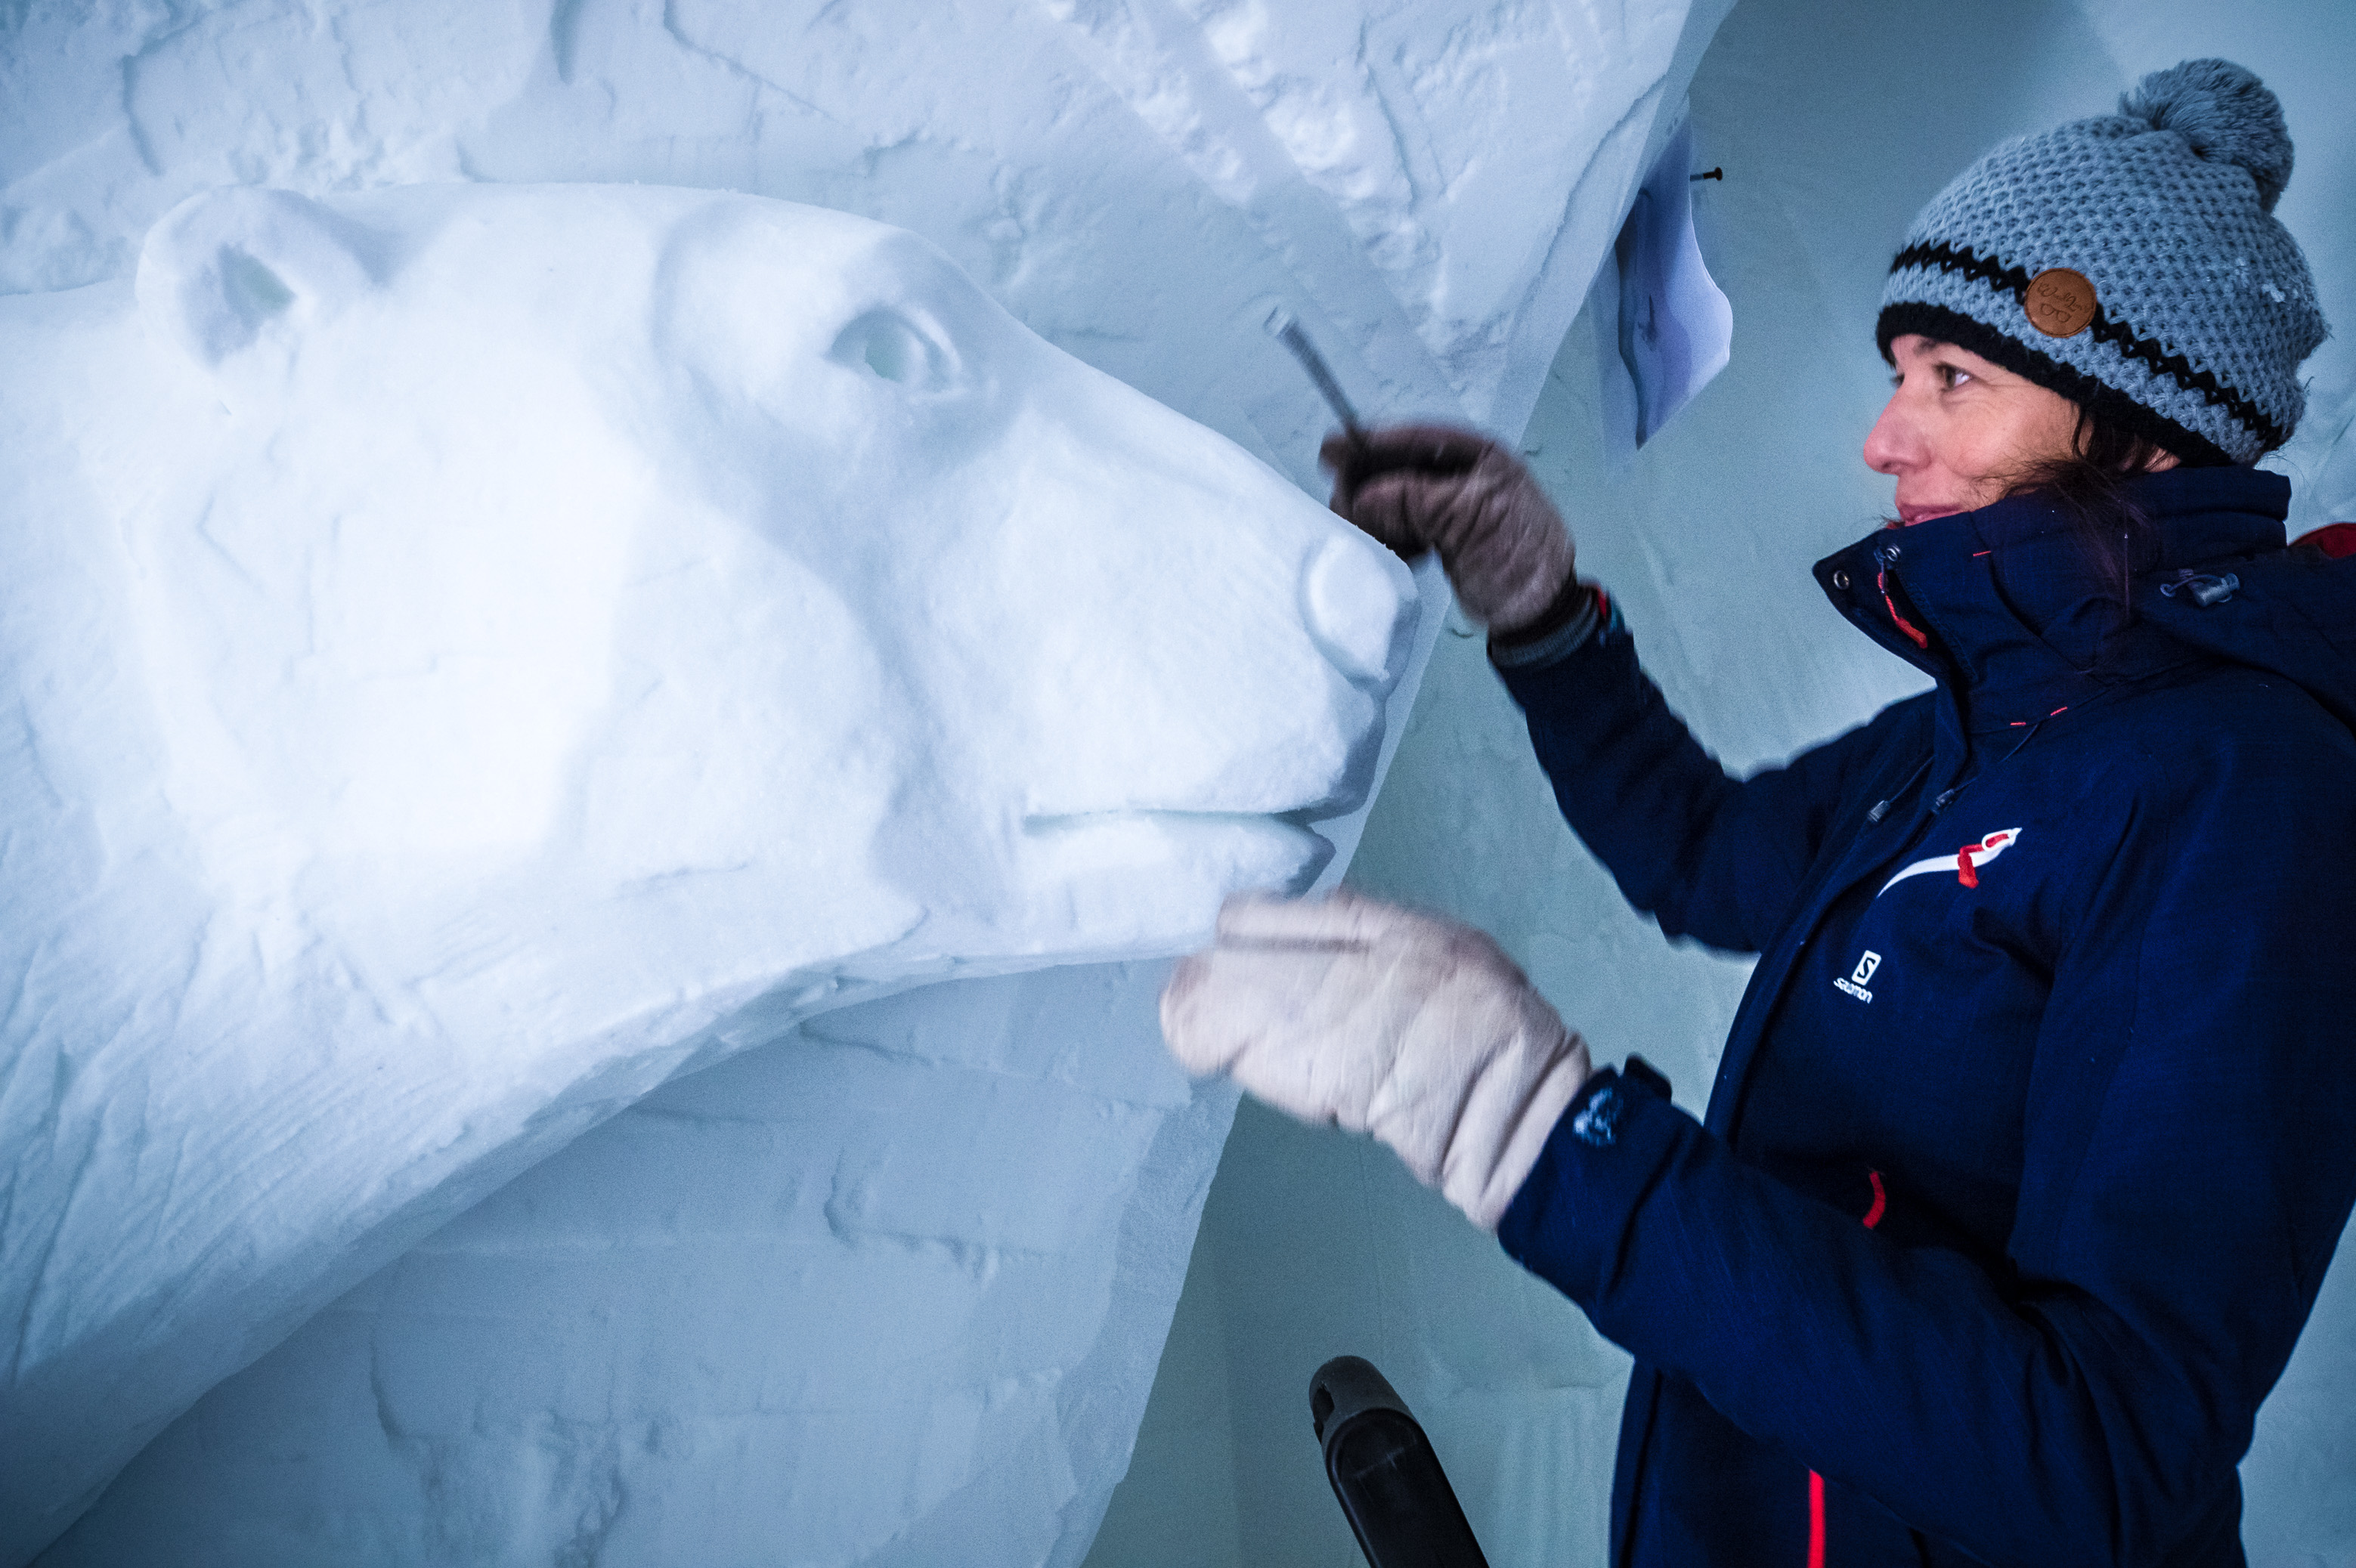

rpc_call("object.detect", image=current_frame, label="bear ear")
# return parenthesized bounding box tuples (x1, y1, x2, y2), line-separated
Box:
(136, 187, 377, 370)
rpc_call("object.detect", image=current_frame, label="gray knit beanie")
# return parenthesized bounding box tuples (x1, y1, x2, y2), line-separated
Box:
(1876, 58, 2327, 466)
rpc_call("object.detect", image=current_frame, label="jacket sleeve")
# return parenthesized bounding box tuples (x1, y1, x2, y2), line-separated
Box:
(1494, 618, 1921, 954)
(1496, 720, 2356, 1567)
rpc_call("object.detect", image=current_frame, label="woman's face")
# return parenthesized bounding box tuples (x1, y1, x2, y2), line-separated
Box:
(1863, 335, 2088, 524)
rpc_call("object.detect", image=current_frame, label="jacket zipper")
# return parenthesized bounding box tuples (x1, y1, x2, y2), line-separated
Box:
(1807, 1172, 1890, 1566)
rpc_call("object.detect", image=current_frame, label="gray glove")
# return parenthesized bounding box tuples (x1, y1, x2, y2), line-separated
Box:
(1321, 424, 1578, 636)
(1161, 889, 1595, 1231)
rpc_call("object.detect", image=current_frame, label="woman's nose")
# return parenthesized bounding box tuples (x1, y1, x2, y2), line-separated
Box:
(1862, 391, 1914, 476)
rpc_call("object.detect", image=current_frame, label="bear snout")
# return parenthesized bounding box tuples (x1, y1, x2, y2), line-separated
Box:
(1301, 533, 1416, 685)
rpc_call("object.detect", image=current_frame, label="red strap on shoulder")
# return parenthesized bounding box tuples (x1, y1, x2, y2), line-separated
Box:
(2296, 523, 2356, 558)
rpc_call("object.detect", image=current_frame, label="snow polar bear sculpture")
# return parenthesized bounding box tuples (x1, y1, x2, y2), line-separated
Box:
(0, 183, 1414, 1561)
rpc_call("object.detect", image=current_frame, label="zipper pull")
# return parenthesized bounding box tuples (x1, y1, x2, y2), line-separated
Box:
(2160, 571, 2240, 607)
(1864, 755, 1933, 828)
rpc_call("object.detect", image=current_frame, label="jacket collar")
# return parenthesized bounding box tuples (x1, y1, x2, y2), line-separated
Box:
(1813, 467, 2292, 735)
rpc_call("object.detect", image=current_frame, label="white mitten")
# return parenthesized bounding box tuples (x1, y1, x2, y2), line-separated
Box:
(1161, 889, 1594, 1230)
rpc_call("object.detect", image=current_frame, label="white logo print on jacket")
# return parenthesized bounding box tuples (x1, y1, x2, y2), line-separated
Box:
(1878, 829, 2023, 895)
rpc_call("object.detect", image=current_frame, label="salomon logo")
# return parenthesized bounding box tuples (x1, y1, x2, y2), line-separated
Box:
(1835, 950, 1881, 1004)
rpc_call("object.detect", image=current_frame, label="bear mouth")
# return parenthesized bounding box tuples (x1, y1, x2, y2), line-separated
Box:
(1020, 809, 1335, 895)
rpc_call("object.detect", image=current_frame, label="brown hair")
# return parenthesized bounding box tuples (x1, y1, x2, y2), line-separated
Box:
(1998, 403, 2226, 613)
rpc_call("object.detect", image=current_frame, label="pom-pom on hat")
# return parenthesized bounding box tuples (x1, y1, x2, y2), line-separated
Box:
(1876, 58, 2327, 466)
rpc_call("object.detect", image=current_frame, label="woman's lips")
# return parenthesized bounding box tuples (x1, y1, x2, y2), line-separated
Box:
(1896, 503, 1959, 526)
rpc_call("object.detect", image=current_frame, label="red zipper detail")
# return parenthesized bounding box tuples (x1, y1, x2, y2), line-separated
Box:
(1810, 1174, 1889, 1564)
(1877, 568, 1929, 649)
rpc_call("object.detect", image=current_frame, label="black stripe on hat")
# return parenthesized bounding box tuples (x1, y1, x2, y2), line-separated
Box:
(1876, 302, 2238, 469)
(1881, 242, 2280, 453)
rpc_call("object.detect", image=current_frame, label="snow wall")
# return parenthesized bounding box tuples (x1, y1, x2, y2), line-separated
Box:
(1116, 2, 2356, 1565)
(2, 2, 1731, 1564)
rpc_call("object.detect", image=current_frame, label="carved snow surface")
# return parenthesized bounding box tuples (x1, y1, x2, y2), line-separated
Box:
(45, 965, 1233, 1568)
(0, 182, 1413, 1563)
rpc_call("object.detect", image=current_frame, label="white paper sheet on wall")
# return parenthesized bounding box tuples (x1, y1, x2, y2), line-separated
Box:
(1615, 120, 1733, 447)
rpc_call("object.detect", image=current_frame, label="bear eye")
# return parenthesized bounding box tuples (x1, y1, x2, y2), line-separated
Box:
(831, 308, 955, 392)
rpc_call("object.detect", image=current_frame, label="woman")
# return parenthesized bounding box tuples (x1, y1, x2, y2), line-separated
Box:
(1162, 59, 2355, 1567)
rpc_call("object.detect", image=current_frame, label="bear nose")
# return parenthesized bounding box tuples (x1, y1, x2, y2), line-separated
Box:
(1301, 533, 1413, 683)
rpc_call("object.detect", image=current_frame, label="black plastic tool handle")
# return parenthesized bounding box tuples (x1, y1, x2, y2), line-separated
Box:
(1310, 1356, 1491, 1568)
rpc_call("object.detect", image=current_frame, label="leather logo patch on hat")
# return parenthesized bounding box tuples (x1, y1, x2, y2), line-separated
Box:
(2024, 268, 2097, 336)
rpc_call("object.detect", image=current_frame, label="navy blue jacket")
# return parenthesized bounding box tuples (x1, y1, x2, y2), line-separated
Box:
(1493, 467, 2356, 1567)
